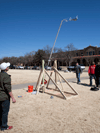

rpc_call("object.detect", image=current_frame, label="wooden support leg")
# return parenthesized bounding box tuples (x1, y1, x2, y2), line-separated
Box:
(45, 69, 67, 99)
(54, 60, 57, 89)
(53, 67, 78, 95)
(58, 74, 64, 91)
(35, 69, 42, 91)
(46, 71, 53, 88)
(36, 72, 43, 94)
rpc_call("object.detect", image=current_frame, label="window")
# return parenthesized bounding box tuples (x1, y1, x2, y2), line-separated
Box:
(76, 53, 78, 56)
(81, 53, 83, 56)
(89, 51, 92, 55)
(86, 52, 88, 55)
(99, 51, 100, 55)
(93, 51, 95, 55)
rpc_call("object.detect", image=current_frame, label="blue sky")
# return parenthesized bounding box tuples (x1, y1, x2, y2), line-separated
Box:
(0, 0, 100, 58)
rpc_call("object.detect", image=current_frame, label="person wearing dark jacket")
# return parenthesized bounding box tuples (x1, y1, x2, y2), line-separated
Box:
(75, 63, 82, 84)
(0, 62, 16, 131)
(95, 62, 100, 88)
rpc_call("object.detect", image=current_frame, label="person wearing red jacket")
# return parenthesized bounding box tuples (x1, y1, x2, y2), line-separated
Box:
(88, 62, 96, 86)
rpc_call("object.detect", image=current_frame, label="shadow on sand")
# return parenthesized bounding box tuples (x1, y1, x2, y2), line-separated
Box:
(71, 81, 91, 87)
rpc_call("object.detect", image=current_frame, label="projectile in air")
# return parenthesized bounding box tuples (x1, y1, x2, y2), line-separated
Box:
(69, 15, 78, 21)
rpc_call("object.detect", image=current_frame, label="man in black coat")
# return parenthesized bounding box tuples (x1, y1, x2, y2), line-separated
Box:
(75, 62, 82, 84)
(95, 62, 100, 88)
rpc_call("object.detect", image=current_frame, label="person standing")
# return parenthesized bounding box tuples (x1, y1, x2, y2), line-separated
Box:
(88, 62, 96, 86)
(75, 62, 82, 84)
(0, 62, 16, 131)
(95, 62, 100, 88)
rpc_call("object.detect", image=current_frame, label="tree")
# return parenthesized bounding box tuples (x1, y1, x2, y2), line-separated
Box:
(65, 43, 77, 51)
(2, 57, 10, 62)
(43, 45, 52, 55)
(0, 59, 2, 64)
(65, 43, 77, 66)
(24, 51, 36, 66)
(10, 57, 18, 65)
(85, 57, 93, 66)
(34, 49, 46, 66)
(56, 48, 63, 53)
(43, 45, 64, 63)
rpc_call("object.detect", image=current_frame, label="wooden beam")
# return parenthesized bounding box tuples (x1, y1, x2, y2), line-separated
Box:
(36, 71, 44, 94)
(45, 69, 67, 99)
(53, 67, 78, 95)
(57, 74, 64, 91)
(35, 69, 42, 90)
(46, 71, 53, 88)
(54, 60, 57, 89)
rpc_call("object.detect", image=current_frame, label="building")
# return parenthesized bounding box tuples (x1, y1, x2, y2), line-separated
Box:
(49, 45, 100, 66)
(73, 45, 100, 66)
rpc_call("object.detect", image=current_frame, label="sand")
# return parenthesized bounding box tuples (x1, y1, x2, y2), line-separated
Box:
(2, 69, 100, 133)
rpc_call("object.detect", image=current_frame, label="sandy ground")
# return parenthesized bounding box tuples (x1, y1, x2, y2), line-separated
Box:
(2, 69, 100, 133)
(8, 69, 89, 85)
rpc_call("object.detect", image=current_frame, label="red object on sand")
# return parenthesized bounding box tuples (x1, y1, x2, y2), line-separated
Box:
(7, 126, 13, 130)
(41, 79, 47, 84)
(28, 85, 33, 92)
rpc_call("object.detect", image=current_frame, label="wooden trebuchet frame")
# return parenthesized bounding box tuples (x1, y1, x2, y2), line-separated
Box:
(44, 69, 67, 99)
(35, 60, 78, 100)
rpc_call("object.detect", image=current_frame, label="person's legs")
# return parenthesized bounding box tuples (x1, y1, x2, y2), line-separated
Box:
(90, 74, 93, 86)
(0, 102, 2, 128)
(93, 74, 96, 86)
(96, 77, 99, 87)
(78, 73, 80, 82)
(95, 76, 97, 87)
(98, 77, 100, 87)
(76, 73, 80, 83)
(76, 73, 78, 83)
(1, 100, 10, 131)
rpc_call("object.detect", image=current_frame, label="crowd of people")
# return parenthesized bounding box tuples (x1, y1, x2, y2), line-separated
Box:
(75, 61, 100, 88)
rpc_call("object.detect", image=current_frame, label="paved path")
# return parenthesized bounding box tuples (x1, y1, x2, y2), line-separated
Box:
(12, 76, 89, 90)
(12, 82, 36, 90)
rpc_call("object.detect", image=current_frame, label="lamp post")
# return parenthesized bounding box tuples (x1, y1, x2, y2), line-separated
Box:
(48, 15, 78, 66)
